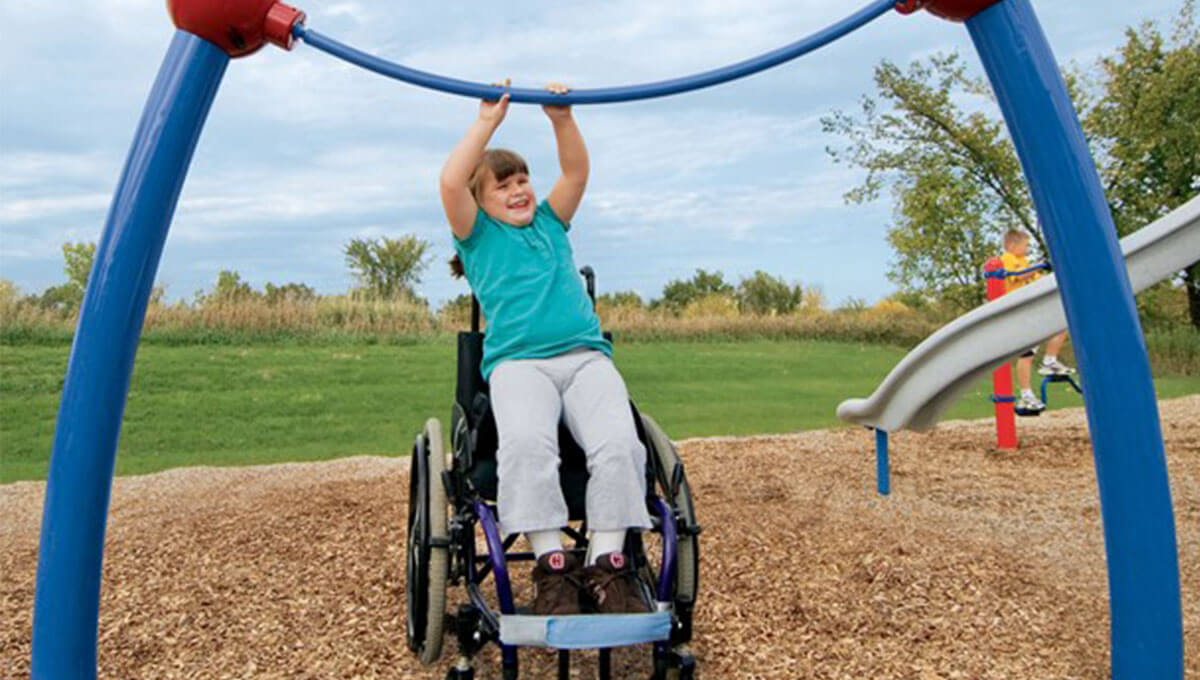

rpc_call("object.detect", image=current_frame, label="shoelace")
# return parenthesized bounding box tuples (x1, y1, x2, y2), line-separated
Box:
(584, 569, 628, 606)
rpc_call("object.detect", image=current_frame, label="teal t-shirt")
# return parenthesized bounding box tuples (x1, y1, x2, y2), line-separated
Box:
(453, 200, 612, 381)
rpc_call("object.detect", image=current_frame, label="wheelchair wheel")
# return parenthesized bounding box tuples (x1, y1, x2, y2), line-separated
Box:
(406, 418, 449, 665)
(640, 414, 699, 610)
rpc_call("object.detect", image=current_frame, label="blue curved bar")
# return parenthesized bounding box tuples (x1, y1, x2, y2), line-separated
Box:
(295, 0, 895, 104)
(31, 31, 227, 679)
(968, 2, 1182, 678)
(983, 263, 1050, 279)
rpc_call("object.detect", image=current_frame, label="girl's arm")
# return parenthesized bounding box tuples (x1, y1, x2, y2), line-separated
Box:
(543, 85, 589, 225)
(440, 91, 510, 240)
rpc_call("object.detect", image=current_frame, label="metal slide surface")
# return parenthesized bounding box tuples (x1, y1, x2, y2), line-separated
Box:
(837, 195, 1200, 433)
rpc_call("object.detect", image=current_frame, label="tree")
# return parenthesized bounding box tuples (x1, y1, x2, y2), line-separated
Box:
(199, 270, 258, 305)
(655, 269, 733, 313)
(63, 242, 96, 291)
(822, 53, 1034, 312)
(344, 235, 431, 301)
(1085, 0, 1200, 328)
(37, 242, 96, 313)
(736, 271, 802, 315)
(597, 291, 644, 308)
(264, 282, 316, 305)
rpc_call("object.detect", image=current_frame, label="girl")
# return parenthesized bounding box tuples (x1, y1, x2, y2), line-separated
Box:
(440, 83, 652, 616)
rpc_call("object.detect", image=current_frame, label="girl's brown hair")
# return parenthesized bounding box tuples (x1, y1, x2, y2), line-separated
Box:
(449, 149, 530, 279)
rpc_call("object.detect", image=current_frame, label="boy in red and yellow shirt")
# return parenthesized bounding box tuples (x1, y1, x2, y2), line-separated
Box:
(1002, 229, 1074, 413)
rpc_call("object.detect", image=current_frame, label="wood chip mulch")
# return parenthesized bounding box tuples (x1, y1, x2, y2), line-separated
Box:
(3, 396, 1198, 679)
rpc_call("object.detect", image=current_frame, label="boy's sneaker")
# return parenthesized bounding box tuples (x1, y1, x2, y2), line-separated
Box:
(1015, 394, 1045, 413)
(1038, 359, 1076, 376)
(531, 551, 583, 616)
(581, 552, 654, 614)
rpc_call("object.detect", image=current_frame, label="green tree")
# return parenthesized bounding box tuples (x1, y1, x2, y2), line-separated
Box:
(38, 242, 97, 313)
(344, 235, 431, 301)
(597, 291, 644, 308)
(736, 271, 802, 315)
(201, 270, 258, 304)
(264, 282, 316, 305)
(655, 269, 733, 313)
(822, 53, 1034, 312)
(1085, 1, 1200, 328)
(63, 242, 96, 291)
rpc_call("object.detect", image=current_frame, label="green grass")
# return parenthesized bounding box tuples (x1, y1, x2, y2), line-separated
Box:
(3, 339, 1198, 482)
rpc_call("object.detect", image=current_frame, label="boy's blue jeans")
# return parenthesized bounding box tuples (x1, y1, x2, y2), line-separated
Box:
(489, 348, 653, 534)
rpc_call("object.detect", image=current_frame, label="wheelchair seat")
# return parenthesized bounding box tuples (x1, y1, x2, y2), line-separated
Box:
(451, 331, 652, 521)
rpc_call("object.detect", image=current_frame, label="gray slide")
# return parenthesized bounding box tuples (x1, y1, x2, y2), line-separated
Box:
(837, 195, 1200, 433)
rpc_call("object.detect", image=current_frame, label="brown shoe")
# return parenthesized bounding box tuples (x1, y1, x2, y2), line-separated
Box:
(531, 551, 584, 615)
(581, 552, 654, 614)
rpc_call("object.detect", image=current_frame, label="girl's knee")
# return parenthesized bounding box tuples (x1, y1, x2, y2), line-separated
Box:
(588, 434, 645, 469)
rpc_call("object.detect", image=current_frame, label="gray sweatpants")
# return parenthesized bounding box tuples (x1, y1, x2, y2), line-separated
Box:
(489, 348, 652, 533)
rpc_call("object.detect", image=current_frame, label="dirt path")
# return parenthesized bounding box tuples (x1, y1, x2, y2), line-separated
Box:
(3, 397, 1198, 679)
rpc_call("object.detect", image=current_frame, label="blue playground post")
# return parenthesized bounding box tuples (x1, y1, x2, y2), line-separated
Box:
(30, 31, 228, 680)
(967, 1, 1183, 677)
(875, 429, 890, 496)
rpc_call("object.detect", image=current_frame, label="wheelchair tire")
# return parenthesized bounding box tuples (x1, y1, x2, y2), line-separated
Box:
(640, 415, 699, 608)
(406, 418, 449, 665)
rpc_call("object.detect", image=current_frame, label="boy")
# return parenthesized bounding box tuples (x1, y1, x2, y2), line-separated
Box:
(1001, 229, 1075, 413)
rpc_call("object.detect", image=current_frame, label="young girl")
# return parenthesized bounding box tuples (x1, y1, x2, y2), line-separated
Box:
(440, 83, 652, 616)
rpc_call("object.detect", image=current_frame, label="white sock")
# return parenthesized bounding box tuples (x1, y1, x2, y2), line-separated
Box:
(527, 530, 563, 558)
(1021, 389, 1036, 399)
(587, 530, 627, 565)
(1043, 355, 1057, 365)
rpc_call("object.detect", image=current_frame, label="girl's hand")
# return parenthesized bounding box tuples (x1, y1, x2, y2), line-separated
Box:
(480, 78, 511, 125)
(542, 82, 572, 120)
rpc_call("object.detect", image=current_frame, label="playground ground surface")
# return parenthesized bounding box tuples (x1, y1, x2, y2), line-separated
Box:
(2, 396, 1197, 679)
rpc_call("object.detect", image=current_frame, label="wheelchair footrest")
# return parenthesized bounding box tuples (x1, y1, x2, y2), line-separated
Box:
(499, 611, 672, 649)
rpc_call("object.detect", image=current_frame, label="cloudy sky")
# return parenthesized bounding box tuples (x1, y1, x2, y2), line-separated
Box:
(0, 0, 1179, 308)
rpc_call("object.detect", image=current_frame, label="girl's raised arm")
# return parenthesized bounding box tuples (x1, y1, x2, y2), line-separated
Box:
(543, 85, 589, 225)
(441, 90, 510, 240)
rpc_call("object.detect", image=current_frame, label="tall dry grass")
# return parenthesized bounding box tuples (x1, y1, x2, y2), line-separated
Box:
(2, 291, 1196, 375)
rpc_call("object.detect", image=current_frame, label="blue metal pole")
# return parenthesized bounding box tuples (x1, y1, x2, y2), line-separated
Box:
(295, 0, 896, 105)
(966, 2, 1182, 678)
(875, 429, 890, 496)
(31, 31, 228, 680)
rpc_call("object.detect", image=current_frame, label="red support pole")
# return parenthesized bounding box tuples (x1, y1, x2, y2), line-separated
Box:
(984, 257, 1018, 449)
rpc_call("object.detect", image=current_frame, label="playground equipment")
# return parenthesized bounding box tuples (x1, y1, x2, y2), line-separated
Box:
(29, 1, 1186, 678)
(838, 195, 1199, 441)
(407, 270, 699, 679)
(982, 260, 1084, 439)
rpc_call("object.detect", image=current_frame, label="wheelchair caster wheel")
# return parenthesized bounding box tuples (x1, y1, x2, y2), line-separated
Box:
(668, 647, 696, 680)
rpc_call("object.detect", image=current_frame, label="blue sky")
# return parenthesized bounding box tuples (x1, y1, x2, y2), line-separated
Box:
(0, 0, 1179, 308)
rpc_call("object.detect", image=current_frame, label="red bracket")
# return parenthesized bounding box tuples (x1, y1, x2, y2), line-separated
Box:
(894, 0, 1003, 22)
(168, 0, 306, 58)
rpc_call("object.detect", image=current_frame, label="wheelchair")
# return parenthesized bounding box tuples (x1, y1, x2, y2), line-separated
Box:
(406, 268, 701, 680)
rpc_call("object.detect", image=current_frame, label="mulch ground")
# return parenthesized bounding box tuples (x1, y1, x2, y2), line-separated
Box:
(2, 396, 1198, 679)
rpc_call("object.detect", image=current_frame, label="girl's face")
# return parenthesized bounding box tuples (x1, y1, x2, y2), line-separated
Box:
(479, 168, 536, 226)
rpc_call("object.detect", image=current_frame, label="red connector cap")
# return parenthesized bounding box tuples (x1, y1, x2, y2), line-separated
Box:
(895, 0, 1002, 22)
(168, 0, 306, 58)
(265, 2, 305, 50)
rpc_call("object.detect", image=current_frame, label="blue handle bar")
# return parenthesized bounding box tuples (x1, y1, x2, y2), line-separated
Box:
(293, 0, 895, 105)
